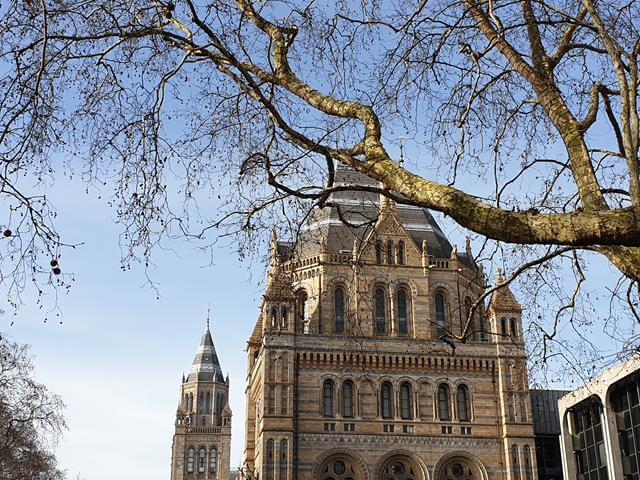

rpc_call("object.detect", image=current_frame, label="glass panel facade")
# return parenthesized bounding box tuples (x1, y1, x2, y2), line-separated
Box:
(613, 374, 640, 480)
(572, 399, 608, 480)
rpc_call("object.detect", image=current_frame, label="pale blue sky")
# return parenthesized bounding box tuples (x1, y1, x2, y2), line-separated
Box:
(2, 175, 264, 480)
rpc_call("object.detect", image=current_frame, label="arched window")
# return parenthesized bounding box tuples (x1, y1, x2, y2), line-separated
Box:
(386, 240, 393, 264)
(342, 380, 354, 418)
(271, 306, 278, 327)
(435, 292, 447, 337)
(397, 241, 405, 265)
(279, 439, 288, 480)
(397, 288, 409, 335)
(198, 448, 206, 473)
(296, 290, 308, 333)
(381, 382, 394, 419)
(186, 447, 195, 473)
(438, 384, 451, 420)
(281, 306, 288, 328)
(519, 394, 527, 422)
(510, 317, 518, 338)
(523, 445, 532, 480)
(209, 448, 218, 474)
(267, 386, 275, 414)
(501, 317, 508, 336)
(400, 382, 413, 419)
(205, 392, 211, 414)
(512, 445, 521, 480)
(334, 287, 345, 333)
(323, 380, 335, 417)
(375, 287, 386, 333)
(266, 439, 275, 480)
(375, 240, 383, 264)
(198, 393, 204, 413)
(457, 384, 471, 422)
(216, 393, 224, 424)
(479, 314, 488, 342)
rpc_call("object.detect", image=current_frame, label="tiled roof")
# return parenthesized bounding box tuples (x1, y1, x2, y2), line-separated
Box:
(187, 326, 225, 383)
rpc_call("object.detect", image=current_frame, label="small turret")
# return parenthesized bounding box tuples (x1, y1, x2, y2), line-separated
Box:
(487, 269, 523, 345)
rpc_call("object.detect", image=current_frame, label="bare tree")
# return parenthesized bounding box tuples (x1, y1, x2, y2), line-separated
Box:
(0, 334, 66, 480)
(1, 0, 640, 371)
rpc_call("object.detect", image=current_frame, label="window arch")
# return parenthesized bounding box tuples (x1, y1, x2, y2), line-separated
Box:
(510, 317, 518, 338)
(437, 384, 451, 421)
(271, 306, 278, 327)
(400, 382, 413, 419)
(375, 287, 387, 333)
(296, 290, 308, 333)
(435, 292, 447, 337)
(205, 392, 211, 414)
(322, 379, 335, 417)
(334, 286, 345, 333)
(281, 306, 288, 328)
(397, 241, 405, 265)
(375, 240, 383, 264)
(381, 382, 394, 419)
(319, 456, 361, 480)
(342, 380, 354, 418)
(512, 445, 521, 480)
(523, 445, 532, 480)
(279, 439, 288, 480)
(500, 317, 508, 336)
(198, 448, 206, 473)
(266, 439, 275, 480)
(186, 447, 195, 473)
(209, 448, 218, 474)
(479, 314, 488, 342)
(386, 240, 394, 264)
(456, 384, 471, 422)
(397, 287, 409, 335)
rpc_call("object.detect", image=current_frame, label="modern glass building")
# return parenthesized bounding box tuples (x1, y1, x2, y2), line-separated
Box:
(558, 356, 640, 480)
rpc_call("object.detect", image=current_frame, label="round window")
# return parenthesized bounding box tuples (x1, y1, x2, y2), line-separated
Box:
(392, 462, 406, 475)
(334, 461, 346, 475)
(452, 464, 464, 477)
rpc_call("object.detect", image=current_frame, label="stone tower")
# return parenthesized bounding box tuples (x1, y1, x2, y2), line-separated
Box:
(171, 321, 232, 480)
(244, 167, 537, 480)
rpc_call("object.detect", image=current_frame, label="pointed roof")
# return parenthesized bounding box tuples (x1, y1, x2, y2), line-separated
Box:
(289, 166, 476, 267)
(187, 323, 225, 383)
(488, 269, 522, 312)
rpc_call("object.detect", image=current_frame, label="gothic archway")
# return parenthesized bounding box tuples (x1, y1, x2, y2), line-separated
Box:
(433, 453, 487, 480)
(314, 451, 368, 480)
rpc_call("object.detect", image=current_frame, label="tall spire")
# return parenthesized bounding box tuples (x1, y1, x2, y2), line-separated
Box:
(187, 312, 224, 383)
